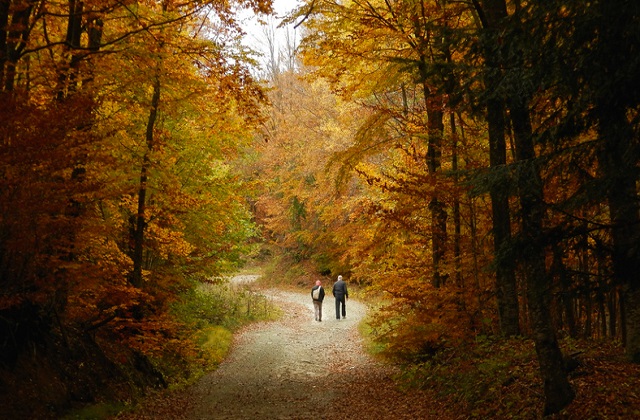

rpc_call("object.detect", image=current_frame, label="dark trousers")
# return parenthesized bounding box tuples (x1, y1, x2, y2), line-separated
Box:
(335, 296, 346, 319)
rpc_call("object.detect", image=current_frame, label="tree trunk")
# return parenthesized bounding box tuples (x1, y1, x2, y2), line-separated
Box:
(608, 291, 617, 339)
(130, 76, 161, 288)
(596, 103, 640, 361)
(3, 0, 34, 92)
(620, 289, 627, 345)
(476, 0, 520, 337)
(0, 0, 9, 90)
(451, 112, 462, 287)
(488, 98, 519, 336)
(584, 295, 592, 338)
(509, 99, 574, 413)
(427, 111, 447, 288)
(553, 246, 577, 338)
(418, 55, 447, 288)
(467, 196, 483, 314)
(597, 289, 606, 338)
(56, 0, 84, 100)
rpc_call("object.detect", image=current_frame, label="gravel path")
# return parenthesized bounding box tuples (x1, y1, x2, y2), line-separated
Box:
(116, 276, 456, 419)
(187, 284, 369, 419)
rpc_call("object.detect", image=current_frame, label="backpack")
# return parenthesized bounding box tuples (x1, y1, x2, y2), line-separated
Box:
(312, 286, 321, 300)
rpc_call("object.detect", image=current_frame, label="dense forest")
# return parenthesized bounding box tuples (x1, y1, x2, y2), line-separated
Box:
(1, 0, 639, 418)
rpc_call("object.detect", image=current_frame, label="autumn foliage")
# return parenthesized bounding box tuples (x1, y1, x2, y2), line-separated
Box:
(2, 0, 640, 416)
(0, 0, 272, 416)
(250, 0, 640, 415)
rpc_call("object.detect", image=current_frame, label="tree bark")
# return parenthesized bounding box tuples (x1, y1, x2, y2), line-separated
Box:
(451, 113, 462, 287)
(2, 0, 34, 92)
(130, 76, 161, 288)
(608, 292, 617, 339)
(0, 0, 9, 90)
(596, 103, 640, 361)
(417, 53, 447, 288)
(477, 0, 520, 337)
(476, 0, 576, 409)
(509, 98, 574, 414)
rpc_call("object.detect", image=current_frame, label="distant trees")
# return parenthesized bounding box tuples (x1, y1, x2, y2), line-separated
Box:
(251, 0, 640, 414)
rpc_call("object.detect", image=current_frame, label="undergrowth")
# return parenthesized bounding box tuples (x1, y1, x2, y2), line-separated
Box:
(165, 278, 281, 384)
(368, 333, 640, 418)
(62, 276, 281, 420)
(395, 336, 540, 417)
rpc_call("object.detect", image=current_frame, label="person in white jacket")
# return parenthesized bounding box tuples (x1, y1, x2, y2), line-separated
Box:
(311, 280, 325, 322)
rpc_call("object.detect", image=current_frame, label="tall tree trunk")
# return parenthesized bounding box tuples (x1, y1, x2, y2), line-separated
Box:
(620, 289, 627, 345)
(476, 0, 520, 336)
(3, 0, 34, 92)
(427, 108, 447, 288)
(608, 291, 617, 339)
(0, 0, 9, 90)
(56, 0, 84, 100)
(509, 99, 574, 413)
(130, 76, 161, 288)
(579, 0, 640, 361)
(451, 112, 462, 287)
(412, 1, 448, 288)
(417, 53, 447, 288)
(553, 246, 577, 338)
(597, 289, 606, 338)
(584, 294, 592, 338)
(468, 196, 481, 291)
(596, 104, 640, 361)
(487, 96, 519, 336)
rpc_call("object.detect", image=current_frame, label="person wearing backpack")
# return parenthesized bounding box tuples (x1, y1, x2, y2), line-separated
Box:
(311, 280, 325, 322)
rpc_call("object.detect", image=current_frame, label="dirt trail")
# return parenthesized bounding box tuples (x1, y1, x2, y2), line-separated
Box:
(116, 276, 455, 419)
(187, 281, 369, 419)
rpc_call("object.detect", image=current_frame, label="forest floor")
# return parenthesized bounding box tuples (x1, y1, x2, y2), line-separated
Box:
(111, 275, 640, 419)
(113, 275, 463, 419)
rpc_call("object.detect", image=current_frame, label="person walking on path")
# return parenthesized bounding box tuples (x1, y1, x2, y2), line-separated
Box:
(332, 275, 348, 320)
(311, 280, 325, 322)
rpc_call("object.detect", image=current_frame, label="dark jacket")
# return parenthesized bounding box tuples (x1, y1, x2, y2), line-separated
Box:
(311, 285, 325, 302)
(332, 280, 348, 299)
